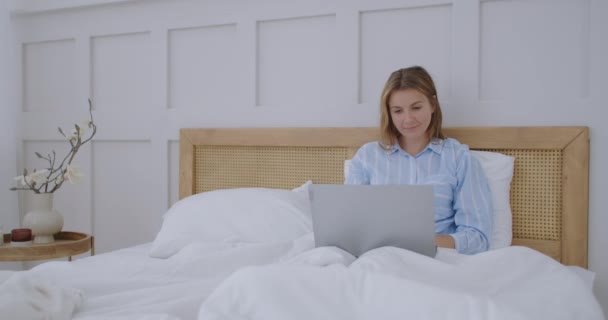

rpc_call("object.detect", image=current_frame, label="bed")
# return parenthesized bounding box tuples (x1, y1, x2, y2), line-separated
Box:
(2, 126, 603, 320)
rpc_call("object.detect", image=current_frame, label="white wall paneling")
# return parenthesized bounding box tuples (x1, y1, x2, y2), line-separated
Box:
(586, 0, 608, 311)
(6, 0, 608, 313)
(257, 14, 337, 108)
(8, 0, 141, 15)
(479, 0, 590, 102)
(450, 0, 479, 109)
(23, 39, 78, 111)
(168, 23, 239, 110)
(91, 31, 155, 111)
(0, 1, 21, 270)
(359, 3, 452, 104)
(93, 140, 161, 253)
(168, 140, 179, 207)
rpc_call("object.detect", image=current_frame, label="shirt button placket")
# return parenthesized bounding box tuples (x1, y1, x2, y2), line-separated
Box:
(409, 156, 417, 184)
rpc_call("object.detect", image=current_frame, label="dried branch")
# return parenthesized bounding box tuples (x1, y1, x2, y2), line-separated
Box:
(10, 100, 97, 194)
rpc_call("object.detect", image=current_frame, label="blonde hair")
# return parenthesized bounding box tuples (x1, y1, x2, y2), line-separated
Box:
(379, 66, 445, 148)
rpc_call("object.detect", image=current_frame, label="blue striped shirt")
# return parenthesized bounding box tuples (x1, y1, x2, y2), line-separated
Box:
(345, 138, 493, 254)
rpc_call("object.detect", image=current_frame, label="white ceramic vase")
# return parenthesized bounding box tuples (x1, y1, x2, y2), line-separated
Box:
(22, 193, 63, 244)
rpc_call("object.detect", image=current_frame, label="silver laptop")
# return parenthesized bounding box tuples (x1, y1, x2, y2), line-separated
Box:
(309, 184, 436, 258)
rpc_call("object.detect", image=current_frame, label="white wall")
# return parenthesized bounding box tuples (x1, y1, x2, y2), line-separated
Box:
(0, 0, 20, 270)
(2, 0, 607, 312)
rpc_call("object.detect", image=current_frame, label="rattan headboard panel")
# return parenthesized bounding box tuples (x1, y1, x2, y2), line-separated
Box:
(195, 146, 564, 241)
(194, 146, 347, 192)
(480, 149, 562, 241)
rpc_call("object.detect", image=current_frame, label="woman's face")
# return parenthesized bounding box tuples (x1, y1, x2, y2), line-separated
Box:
(388, 89, 434, 145)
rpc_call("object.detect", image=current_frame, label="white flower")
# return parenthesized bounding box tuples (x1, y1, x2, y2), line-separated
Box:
(14, 175, 31, 186)
(14, 169, 47, 186)
(55, 174, 64, 185)
(64, 164, 84, 184)
(30, 169, 49, 184)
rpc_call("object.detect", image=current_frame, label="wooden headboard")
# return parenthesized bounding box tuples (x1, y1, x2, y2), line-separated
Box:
(179, 127, 589, 268)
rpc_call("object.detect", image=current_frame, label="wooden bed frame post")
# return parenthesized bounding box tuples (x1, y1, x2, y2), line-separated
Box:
(179, 130, 194, 200)
(562, 128, 589, 268)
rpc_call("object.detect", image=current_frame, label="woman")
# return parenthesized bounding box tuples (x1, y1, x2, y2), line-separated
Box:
(345, 66, 492, 254)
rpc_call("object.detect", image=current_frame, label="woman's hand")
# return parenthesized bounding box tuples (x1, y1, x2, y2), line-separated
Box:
(434, 234, 455, 248)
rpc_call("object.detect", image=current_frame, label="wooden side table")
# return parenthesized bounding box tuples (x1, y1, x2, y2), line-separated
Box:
(0, 231, 94, 262)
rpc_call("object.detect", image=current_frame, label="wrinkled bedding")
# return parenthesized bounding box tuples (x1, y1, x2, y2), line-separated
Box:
(199, 244, 604, 320)
(1, 234, 603, 320)
(1, 236, 312, 320)
(0, 270, 83, 320)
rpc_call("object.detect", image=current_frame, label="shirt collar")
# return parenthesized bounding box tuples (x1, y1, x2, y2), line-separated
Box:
(384, 138, 444, 156)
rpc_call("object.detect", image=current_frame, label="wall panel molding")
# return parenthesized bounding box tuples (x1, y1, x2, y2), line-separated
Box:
(90, 31, 154, 111)
(10, 0, 146, 16)
(22, 38, 77, 112)
(168, 23, 238, 110)
(359, 4, 452, 103)
(256, 14, 337, 107)
(479, 0, 590, 102)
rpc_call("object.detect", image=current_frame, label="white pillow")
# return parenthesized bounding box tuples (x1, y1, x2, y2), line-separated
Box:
(471, 150, 514, 250)
(149, 182, 313, 258)
(344, 151, 514, 250)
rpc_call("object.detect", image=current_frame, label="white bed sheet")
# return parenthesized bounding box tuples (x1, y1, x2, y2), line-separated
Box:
(16, 235, 313, 320)
(2, 233, 602, 320)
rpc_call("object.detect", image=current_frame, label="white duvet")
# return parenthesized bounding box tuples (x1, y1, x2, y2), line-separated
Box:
(199, 243, 605, 320)
(0, 270, 84, 320)
(0, 236, 312, 320)
(1, 234, 604, 320)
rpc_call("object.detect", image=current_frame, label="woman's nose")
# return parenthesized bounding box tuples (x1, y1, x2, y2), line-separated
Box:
(402, 110, 414, 122)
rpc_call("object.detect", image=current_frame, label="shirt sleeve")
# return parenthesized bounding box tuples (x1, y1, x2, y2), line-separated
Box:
(449, 149, 493, 254)
(344, 146, 370, 185)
